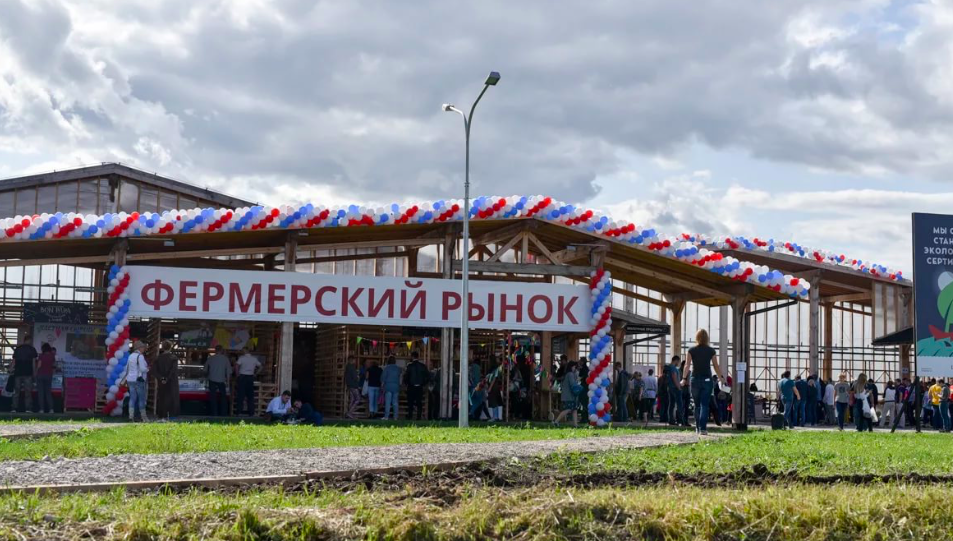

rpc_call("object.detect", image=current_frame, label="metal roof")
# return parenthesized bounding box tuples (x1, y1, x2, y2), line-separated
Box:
(0, 163, 254, 209)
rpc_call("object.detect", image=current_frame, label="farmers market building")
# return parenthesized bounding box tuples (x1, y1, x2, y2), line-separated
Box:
(0, 163, 912, 424)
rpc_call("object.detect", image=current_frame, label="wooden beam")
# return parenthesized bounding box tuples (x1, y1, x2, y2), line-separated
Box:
(833, 304, 870, 317)
(300, 238, 441, 252)
(572, 280, 672, 310)
(823, 292, 871, 304)
(604, 256, 732, 301)
(472, 221, 535, 246)
(486, 232, 525, 263)
(290, 250, 408, 266)
(124, 246, 285, 262)
(525, 232, 562, 265)
(416, 271, 548, 283)
(453, 260, 595, 277)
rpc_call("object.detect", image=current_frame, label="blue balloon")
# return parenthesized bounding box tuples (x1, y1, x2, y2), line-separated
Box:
(589, 405, 597, 414)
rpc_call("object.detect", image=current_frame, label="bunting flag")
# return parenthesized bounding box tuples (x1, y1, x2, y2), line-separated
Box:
(372, 340, 378, 347)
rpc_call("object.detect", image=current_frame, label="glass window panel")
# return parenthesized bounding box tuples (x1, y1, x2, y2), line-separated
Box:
(98, 179, 112, 214)
(119, 181, 139, 213)
(139, 186, 159, 214)
(0, 191, 13, 219)
(313, 250, 332, 275)
(356, 248, 375, 276)
(78, 181, 98, 216)
(334, 250, 355, 275)
(23, 266, 41, 300)
(55, 181, 78, 213)
(37, 185, 56, 214)
(14, 187, 35, 216)
(159, 191, 178, 212)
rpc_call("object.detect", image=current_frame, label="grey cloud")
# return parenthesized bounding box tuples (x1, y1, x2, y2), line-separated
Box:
(1, 0, 953, 204)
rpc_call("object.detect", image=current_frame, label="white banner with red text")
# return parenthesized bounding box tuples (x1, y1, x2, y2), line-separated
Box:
(125, 265, 591, 332)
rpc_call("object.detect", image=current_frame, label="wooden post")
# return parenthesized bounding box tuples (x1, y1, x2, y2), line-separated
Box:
(718, 305, 729, 379)
(823, 302, 834, 381)
(671, 299, 685, 360)
(659, 308, 667, 372)
(612, 323, 626, 371)
(440, 231, 454, 418)
(541, 331, 553, 391)
(731, 295, 750, 428)
(808, 273, 822, 376)
(278, 238, 296, 394)
(899, 290, 912, 379)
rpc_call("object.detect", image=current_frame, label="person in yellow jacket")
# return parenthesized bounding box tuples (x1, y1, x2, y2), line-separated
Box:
(929, 379, 943, 430)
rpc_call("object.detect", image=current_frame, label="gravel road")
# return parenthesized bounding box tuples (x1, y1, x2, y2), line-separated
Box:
(0, 431, 706, 488)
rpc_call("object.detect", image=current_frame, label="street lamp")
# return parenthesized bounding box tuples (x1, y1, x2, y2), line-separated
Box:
(442, 71, 500, 428)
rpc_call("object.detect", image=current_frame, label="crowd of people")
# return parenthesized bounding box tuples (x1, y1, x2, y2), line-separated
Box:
(553, 329, 727, 434)
(774, 371, 944, 432)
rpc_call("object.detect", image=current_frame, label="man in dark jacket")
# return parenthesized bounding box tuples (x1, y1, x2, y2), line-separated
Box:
(794, 376, 809, 426)
(404, 352, 429, 420)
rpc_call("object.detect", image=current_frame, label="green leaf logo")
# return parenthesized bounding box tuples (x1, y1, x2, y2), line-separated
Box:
(938, 272, 953, 333)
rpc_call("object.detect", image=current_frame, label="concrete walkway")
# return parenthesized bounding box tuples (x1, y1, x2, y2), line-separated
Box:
(0, 431, 710, 489)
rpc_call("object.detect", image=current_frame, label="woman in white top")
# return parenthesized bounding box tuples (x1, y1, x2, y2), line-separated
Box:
(120, 340, 150, 422)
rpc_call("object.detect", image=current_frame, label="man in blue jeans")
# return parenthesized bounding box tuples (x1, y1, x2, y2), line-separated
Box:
(794, 375, 808, 426)
(778, 371, 800, 429)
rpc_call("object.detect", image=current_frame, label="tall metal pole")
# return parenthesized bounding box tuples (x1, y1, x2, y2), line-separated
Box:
(443, 73, 498, 428)
(460, 113, 471, 428)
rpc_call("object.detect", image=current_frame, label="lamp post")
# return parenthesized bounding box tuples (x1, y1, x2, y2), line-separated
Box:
(442, 70, 500, 428)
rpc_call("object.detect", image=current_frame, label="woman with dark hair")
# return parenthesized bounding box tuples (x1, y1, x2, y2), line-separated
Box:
(35, 343, 56, 414)
(853, 372, 873, 432)
(553, 361, 580, 427)
(685, 329, 721, 435)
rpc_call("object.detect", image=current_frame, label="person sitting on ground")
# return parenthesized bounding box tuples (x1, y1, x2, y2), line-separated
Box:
(291, 399, 324, 426)
(265, 390, 293, 423)
(469, 379, 491, 421)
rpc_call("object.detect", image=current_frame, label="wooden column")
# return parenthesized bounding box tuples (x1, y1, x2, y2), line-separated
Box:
(278, 238, 296, 393)
(718, 305, 729, 379)
(731, 295, 750, 428)
(823, 302, 834, 381)
(612, 323, 626, 371)
(541, 331, 553, 391)
(440, 231, 455, 418)
(808, 273, 822, 376)
(899, 290, 912, 378)
(671, 299, 685, 360)
(659, 308, 667, 372)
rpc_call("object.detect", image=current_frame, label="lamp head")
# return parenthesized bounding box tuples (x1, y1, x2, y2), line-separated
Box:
(484, 71, 501, 86)
(442, 103, 455, 112)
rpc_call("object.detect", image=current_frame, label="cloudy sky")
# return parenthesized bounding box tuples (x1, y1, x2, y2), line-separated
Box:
(1, 0, 951, 272)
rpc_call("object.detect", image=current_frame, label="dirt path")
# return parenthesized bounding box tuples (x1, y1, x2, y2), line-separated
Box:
(0, 431, 709, 489)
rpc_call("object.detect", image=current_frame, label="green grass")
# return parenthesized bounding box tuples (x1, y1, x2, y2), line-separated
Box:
(544, 430, 953, 477)
(0, 483, 951, 540)
(0, 421, 649, 461)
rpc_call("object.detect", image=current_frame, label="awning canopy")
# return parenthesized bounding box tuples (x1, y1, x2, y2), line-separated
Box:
(872, 326, 913, 346)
